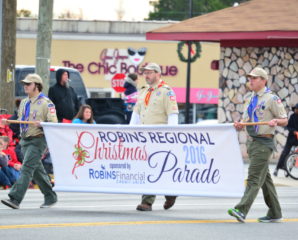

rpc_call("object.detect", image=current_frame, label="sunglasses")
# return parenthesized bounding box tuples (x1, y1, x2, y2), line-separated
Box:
(23, 82, 33, 86)
(128, 47, 147, 56)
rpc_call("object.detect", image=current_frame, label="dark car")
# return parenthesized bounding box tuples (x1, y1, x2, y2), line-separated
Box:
(15, 65, 88, 103)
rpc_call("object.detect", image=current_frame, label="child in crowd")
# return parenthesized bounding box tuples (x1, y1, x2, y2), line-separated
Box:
(0, 137, 11, 189)
(0, 136, 21, 184)
(123, 73, 138, 123)
(72, 104, 96, 124)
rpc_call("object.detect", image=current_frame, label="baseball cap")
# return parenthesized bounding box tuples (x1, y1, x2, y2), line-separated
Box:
(140, 63, 161, 73)
(21, 73, 43, 85)
(247, 67, 268, 80)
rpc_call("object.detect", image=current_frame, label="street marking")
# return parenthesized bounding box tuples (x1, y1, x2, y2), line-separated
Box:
(1, 219, 298, 229)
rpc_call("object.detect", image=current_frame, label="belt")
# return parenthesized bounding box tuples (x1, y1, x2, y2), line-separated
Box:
(257, 134, 274, 139)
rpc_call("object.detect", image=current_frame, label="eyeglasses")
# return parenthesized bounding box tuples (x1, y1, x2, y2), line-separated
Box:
(143, 71, 155, 75)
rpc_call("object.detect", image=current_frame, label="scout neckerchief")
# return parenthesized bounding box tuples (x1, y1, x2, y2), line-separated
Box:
(21, 93, 46, 133)
(247, 87, 270, 132)
(144, 81, 165, 106)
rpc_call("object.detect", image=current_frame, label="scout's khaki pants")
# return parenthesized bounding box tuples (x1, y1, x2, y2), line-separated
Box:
(235, 141, 282, 218)
(9, 137, 57, 204)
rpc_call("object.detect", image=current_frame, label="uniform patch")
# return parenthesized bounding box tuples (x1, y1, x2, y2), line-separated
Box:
(170, 96, 176, 101)
(167, 91, 175, 97)
(37, 100, 42, 105)
(272, 95, 282, 103)
(48, 103, 54, 107)
(156, 91, 161, 96)
(50, 107, 56, 113)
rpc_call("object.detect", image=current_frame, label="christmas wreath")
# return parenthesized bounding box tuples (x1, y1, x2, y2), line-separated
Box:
(177, 41, 201, 63)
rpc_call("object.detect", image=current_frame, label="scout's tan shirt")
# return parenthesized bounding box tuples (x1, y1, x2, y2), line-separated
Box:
(242, 87, 287, 136)
(18, 94, 58, 138)
(134, 80, 179, 124)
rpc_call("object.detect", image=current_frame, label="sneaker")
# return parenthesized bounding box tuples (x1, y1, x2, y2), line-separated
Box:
(1, 198, 20, 209)
(258, 216, 283, 223)
(40, 199, 57, 208)
(228, 208, 245, 223)
(136, 203, 152, 211)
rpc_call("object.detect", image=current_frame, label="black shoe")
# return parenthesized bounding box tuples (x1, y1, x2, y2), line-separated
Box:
(164, 196, 177, 210)
(40, 199, 57, 208)
(258, 216, 283, 223)
(136, 203, 152, 211)
(1, 198, 20, 209)
(273, 169, 278, 177)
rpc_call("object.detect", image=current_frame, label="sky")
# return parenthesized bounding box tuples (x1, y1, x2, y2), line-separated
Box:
(17, 0, 154, 21)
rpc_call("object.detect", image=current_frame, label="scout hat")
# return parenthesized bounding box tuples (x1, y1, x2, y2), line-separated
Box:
(21, 73, 43, 85)
(140, 63, 161, 73)
(247, 67, 268, 80)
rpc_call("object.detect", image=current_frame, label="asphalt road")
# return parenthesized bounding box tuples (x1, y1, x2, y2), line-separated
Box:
(0, 186, 298, 240)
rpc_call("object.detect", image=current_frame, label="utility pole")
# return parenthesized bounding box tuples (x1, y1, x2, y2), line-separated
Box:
(35, 0, 54, 95)
(0, 0, 16, 114)
(185, 0, 193, 124)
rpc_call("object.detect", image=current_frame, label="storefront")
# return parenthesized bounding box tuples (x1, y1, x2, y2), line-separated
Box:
(16, 19, 220, 123)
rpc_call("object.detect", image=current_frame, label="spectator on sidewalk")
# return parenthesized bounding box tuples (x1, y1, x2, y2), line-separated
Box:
(274, 103, 298, 176)
(0, 136, 21, 184)
(0, 137, 11, 189)
(72, 104, 95, 124)
(49, 69, 80, 122)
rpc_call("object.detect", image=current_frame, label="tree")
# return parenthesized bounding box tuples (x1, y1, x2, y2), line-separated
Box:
(148, 0, 249, 21)
(0, 0, 16, 114)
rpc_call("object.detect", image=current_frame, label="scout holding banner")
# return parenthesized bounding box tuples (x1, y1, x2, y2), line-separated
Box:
(41, 123, 245, 198)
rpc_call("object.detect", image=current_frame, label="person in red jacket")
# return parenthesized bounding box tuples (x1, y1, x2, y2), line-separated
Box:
(0, 136, 21, 184)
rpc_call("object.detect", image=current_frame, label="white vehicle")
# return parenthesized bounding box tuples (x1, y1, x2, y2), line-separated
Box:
(15, 65, 88, 103)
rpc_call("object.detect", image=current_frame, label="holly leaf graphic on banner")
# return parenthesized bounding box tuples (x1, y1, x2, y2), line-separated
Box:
(72, 144, 93, 179)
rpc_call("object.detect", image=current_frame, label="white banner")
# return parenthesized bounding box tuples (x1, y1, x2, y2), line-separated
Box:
(42, 123, 244, 197)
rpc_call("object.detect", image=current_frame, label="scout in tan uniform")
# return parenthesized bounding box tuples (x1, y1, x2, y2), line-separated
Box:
(228, 67, 288, 223)
(130, 62, 179, 211)
(1, 74, 58, 209)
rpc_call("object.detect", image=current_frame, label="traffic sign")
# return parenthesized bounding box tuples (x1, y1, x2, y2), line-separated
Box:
(111, 73, 126, 93)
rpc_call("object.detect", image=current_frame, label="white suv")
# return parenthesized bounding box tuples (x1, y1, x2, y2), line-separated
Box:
(15, 65, 88, 103)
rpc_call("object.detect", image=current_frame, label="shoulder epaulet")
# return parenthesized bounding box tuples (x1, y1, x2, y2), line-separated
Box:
(161, 84, 171, 90)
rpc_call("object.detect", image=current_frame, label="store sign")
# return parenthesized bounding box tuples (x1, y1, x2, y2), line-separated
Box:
(173, 88, 219, 104)
(62, 47, 178, 80)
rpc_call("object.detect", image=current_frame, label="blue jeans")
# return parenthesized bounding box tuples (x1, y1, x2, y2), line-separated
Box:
(0, 167, 11, 186)
(5, 167, 21, 184)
